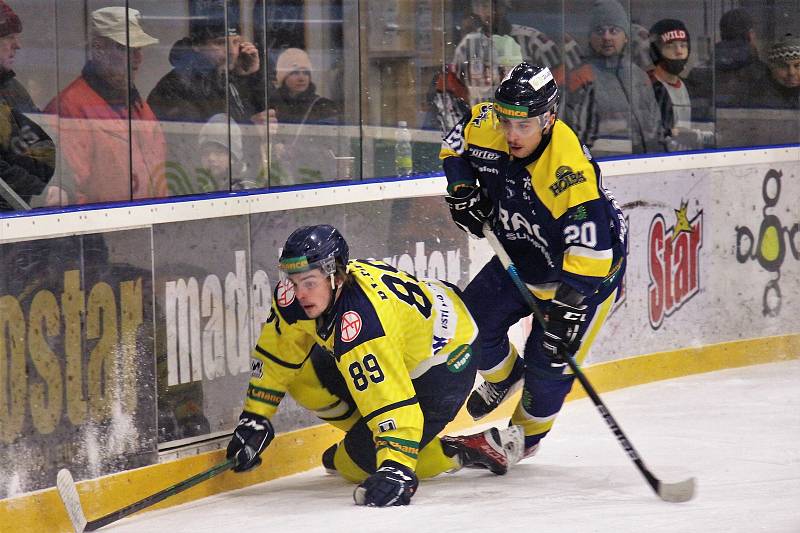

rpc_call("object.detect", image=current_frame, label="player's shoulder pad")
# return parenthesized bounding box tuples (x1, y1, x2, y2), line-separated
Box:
(272, 278, 309, 325)
(333, 280, 385, 358)
(465, 102, 507, 151)
(533, 120, 601, 218)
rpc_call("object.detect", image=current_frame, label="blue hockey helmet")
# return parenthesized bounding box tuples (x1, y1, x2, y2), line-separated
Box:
(494, 62, 559, 120)
(279, 224, 349, 276)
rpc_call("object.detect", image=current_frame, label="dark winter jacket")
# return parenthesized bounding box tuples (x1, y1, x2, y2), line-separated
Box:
(0, 69, 55, 211)
(751, 77, 800, 110)
(270, 83, 340, 125)
(714, 40, 770, 108)
(147, 38, 261, 124)
(565, 50, 665, 156)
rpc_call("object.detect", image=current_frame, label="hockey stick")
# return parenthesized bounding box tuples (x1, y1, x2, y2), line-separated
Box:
(57, 458, 236, 532)
(481, 222, 695, 503)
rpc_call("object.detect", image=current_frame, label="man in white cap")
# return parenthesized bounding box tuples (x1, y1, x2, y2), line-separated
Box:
(44, 7, 167, 205)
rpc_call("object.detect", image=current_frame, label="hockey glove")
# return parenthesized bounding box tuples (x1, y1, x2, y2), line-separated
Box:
(445, 184, 493, 238)
(226, 412, 274, 472)
(542, 286, 588, 365)
(353, 460, 419, 507)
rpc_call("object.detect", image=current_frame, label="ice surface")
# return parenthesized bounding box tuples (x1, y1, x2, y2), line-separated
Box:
(107, 360, 800, 533)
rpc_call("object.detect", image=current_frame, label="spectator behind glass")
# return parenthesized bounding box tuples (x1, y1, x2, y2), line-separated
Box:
(147, 19, 263, 125)
(43, 7, 166, 205)
(714, 8, 770, 108)
(758, 34, 800, 109)
(648, 19, 714, 152)
(565, 0, 664, 156)
(269, 48, 344, 186)
(197, 113, 260, 191)
(271, 48, 340, 125)
(0, 0, 55, 211)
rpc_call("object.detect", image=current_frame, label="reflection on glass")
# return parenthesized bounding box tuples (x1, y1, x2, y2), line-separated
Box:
(146, 2, 267, 195)
(2, 0, 798, 211)
(45, 6, 167, 205)
(0, 0, 56, 212)
(565, 0, 665, 157)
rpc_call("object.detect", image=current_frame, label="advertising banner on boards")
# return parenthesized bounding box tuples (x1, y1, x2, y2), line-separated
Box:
(0, 230, 157, 498)
(153, 196, 468, 441)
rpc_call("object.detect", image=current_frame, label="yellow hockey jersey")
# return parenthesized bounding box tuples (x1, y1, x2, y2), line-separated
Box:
(440, 102, 627, 299)
(243, 259, 478, 472)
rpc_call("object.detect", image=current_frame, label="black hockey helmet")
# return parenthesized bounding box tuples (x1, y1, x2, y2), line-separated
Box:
(649, 19, 690, 65)
(493, 62, 559, 120)
(279, 224, 349, 276)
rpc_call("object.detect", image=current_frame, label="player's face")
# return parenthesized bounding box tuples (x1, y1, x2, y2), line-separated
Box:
(284, 69, 311, 95)
(498, 115, 548, 158)
(771, 58, 800, 88)
(590, 25, 627, 57)
(288, 269, 332, 319)
(0, 33, 20, 71)
(661, 40, 689, 60)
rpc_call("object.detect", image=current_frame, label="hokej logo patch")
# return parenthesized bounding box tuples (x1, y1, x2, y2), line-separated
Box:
(378, 418, 397, 432)
(340, 310, 362, 342)
(648, 201, 703, 329)
(276, 279, 295, 307)
(250, 358, 264, 379)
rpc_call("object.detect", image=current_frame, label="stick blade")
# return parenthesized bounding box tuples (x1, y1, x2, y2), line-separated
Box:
(657, 476, 696, 503)
(57, 469, 88, 533)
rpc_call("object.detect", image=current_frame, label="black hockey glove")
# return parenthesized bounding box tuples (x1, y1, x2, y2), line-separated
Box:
(226, 412, 274, 472)
(445, 184, 493, 238)
(542, 286, 588, 365)
(353, 460, 419, 507)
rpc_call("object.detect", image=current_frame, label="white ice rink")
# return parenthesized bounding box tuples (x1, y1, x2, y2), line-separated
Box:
(107, 360, 800, 533)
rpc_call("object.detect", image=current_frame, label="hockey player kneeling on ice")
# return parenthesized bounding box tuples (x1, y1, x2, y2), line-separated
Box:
(226, 224, 524, 507)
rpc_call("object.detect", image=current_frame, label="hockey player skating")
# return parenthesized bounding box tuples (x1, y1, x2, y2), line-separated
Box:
(441, 62, 627, 458)
(225, 224, 524, 507)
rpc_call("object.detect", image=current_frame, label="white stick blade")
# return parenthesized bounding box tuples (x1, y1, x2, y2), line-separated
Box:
(57, 469, 88, 533)
(658, 476, 696, 503)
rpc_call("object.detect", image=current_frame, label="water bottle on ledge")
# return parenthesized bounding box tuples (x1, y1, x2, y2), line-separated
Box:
(394, 120, 413, 177)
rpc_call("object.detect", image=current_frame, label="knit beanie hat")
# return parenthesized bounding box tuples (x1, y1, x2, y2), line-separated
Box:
(198, 114, 243, 162)
(275, 48, 313, 87)
(649, 19, 690, 63)
(0, 1, 21, 38)
(768, 34, 800, 64)
(719, 9, 753, 42)
(590, 0, 629, 34)
(190, 17, 239, 44)
(650, 19, 689, 48)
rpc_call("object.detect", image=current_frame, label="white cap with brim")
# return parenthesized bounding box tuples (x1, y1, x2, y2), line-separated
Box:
(91, 7, 158, 48)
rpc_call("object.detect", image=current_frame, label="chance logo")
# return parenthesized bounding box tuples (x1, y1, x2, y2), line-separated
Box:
(340, 311, 363, 342)
(276, 279, 295, 307)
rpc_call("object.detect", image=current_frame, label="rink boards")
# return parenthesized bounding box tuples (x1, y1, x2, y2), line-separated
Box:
(0, 146, 798, 531)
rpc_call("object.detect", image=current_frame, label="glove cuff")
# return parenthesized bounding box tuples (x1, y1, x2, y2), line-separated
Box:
(446, 180, 478, 196)
(553, 283, 586, 309)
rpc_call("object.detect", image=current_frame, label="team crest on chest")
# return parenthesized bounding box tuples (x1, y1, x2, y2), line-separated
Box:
(340, 310, 363, 342)
(276, 279, 296, 307)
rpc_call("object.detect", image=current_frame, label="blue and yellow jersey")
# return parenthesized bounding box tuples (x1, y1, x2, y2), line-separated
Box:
(243, 259, 478, 472)
(440, 102, 627, 299)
